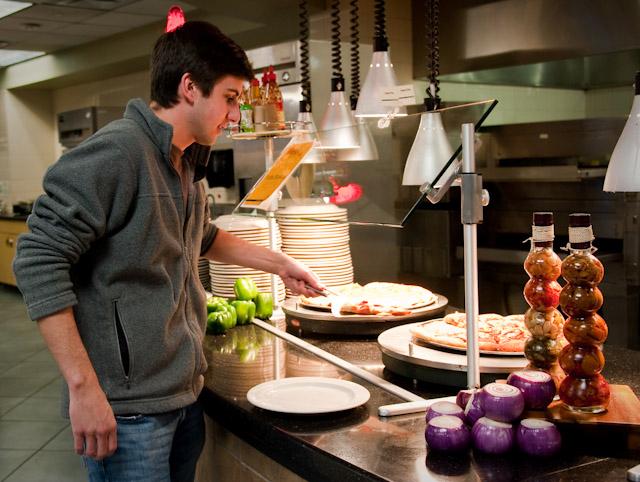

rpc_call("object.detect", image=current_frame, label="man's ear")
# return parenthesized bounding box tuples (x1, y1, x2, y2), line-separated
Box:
(178, 73, 197, 105)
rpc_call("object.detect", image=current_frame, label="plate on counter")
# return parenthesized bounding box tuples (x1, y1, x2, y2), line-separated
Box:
(246, 376, 370, 414)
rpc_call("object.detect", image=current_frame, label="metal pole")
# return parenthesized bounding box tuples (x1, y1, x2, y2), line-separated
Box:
(264, 137, 280, 309)
(461, 123, 481, 389)
(251, 318, 424, 403)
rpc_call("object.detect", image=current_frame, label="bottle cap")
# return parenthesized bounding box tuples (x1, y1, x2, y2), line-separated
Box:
(533, 212, 553, 227)
(569, 213, 591, 228)
(251, 78, 259, 86)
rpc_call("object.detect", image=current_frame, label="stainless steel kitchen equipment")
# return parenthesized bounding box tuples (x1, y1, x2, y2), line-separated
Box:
(390, 118, 640, 349)
(282, 294, 448, 336)
(57, 106, 123, 149)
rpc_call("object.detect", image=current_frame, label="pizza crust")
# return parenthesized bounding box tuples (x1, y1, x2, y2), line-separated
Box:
(411, 312, 526, 353)
(299, 282, 436, 316)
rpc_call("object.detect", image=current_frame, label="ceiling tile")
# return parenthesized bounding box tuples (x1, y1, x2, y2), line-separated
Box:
(51, 21, 125, 37)
(9, 32, 93, 51)
(116, 0, 196, 16)
(0, 28, 31, 43)
(16, 4, 103, 23)
(84, 11, 161, 27)
(0, 16, 69, 33)
(31, 0, 138, 11)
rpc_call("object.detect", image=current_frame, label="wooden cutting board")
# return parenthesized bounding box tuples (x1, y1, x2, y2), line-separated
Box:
(544, 384, 640, 427)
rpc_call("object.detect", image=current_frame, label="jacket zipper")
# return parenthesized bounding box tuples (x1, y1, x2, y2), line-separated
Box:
(171, 155, 203, 390)
(113, 300, 132, 389)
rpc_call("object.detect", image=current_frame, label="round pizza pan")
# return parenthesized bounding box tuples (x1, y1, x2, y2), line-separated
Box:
(281, 294, 448, 336)
(377, 322, 528, 388)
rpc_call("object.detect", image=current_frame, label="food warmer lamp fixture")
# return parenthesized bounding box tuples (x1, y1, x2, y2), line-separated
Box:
(332, 0, 379, 162)
(354, 0, 406, 118)
(603, 71, 640, 192)
(402, 0, 455, 187)
(296, 0, 325, 164)
(317, 0, 360, 149)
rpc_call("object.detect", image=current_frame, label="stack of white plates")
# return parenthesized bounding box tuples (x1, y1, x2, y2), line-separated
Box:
(198, 258, 211, 291)
(210, 215, 286, 303)
(286, 350, 344, 379)
(203, 326, 286, 399)
(276, 204, 354, 289)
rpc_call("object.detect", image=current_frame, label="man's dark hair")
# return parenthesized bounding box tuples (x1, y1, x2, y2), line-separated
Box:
(150, 21, 254, 108)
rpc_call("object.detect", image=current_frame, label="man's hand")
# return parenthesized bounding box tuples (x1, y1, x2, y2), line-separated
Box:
(36, 307, 117, 460)
(205, 230, 326, 297)
(69, 381, 117, 460)
(279, 254, 325, 296)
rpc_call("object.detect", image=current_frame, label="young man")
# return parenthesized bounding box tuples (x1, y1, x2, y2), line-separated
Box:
(13, 21, 322, 482)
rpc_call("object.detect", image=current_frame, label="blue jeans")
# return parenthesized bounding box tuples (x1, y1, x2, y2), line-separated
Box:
(84, 401, 205, 482)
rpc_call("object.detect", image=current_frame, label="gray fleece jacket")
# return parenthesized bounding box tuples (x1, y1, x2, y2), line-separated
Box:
(13, 98, 217, 416)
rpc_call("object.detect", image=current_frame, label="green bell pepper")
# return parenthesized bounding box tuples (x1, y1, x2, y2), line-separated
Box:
(254, 292, 273, 320)
(206, 296, 229, 314)
(219, 303, 237, 325)
(230, 300, 256, 325)
(206, 309, 236, 335)
(234, 277, 258, 301)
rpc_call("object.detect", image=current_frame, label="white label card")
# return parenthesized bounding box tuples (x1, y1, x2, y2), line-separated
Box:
(378, 84, 416, 106)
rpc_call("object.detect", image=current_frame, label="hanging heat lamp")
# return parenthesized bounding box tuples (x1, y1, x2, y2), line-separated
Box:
(165, 5, 186, 33)
(334, 0, 379, 161)
(318, 0, 360, 149)
(402, 0, 455, 187)
(296, 0, 324, 164)
(355, 0, 406, 118)
(603, 71, 640, 192)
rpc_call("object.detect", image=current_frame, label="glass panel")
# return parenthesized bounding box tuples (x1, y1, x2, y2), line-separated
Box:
(230, 99, 497, 227)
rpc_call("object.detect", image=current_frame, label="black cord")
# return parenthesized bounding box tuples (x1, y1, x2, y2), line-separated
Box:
(373, 0, 388, 51)
(299, 0, 311, 112)
(349, 0, 359, 110)
(330, 0, 343, 82)
(425, 0, 440, 110)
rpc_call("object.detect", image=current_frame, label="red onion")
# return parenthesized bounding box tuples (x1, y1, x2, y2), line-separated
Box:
(456, 389, 474, 409)
(507, 370, 556, 410)
(479, 383, 525, 422)
(426, 401, 465, 423)
(516, 418, 561, 457)
(464, 390, 485, 426)
(471, 417, 515, 455)
(425, 415, 471, 453)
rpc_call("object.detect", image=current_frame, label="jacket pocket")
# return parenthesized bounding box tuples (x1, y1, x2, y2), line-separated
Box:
(113, 299, 133, 389)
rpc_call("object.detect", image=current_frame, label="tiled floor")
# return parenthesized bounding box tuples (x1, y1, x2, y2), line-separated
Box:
(0, 285, 86, 482)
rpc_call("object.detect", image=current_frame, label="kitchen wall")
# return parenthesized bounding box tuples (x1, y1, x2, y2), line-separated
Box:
(0, 0, 634, 210)
(0, 89, 56, 209)
(412, 80, 633, 126)
(0, 0, 415, 210)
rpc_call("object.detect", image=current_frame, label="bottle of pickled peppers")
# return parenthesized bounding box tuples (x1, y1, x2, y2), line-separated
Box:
(558, 213, 610, 413)
(523, 212, 565, 387)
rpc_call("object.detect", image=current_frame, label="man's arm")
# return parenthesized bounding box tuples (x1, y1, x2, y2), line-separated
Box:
(38, 308, 116, 460)
(203, 228, 324, 296)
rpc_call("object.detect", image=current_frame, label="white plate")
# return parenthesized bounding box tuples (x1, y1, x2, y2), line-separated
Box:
(276, 204, 345, 215)
(246, 376, 370, 414)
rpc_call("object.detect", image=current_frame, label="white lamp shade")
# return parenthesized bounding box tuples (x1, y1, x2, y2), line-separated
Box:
(318, 90, 360, 149)
(355, 50, 407, 118)
(334, 116, 379, 161)
(402, 111, 455, 187)
(604, 95, 640, 192)
(296, 111, 325, 164)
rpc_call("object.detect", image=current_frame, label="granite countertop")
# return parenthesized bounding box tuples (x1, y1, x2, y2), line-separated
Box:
(200, 323, 640, 482)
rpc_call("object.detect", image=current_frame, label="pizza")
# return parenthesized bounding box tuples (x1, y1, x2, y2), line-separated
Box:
(299, 282, 436, 316)
(410, 312, 527, 352)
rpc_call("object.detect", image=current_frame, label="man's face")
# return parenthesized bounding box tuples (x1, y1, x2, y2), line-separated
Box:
(190, 75, 244, 145)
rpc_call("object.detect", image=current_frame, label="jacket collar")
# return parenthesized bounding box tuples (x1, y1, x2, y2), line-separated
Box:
(124, 98, 173, 164)
(124, 98, 210, 182)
